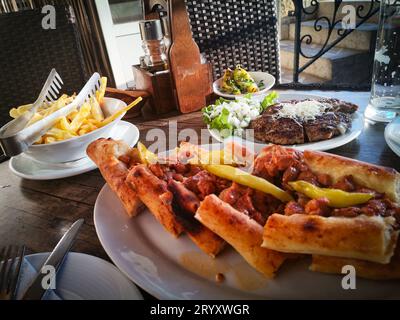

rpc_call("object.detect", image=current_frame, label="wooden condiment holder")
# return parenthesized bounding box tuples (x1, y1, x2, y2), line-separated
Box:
(136, 0, 213, 115)
(133, 65, 176, 115)
(105, 87, 149, 119)
(168, 0, 213, 113)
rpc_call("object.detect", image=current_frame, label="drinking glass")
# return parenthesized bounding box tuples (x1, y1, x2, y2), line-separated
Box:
(365, 0, 400, 122)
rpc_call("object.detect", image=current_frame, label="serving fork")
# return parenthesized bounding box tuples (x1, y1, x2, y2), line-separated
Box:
(0, 245, 26, 300)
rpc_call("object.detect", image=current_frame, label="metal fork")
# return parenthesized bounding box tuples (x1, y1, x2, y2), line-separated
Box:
(0, 245, 26, 300)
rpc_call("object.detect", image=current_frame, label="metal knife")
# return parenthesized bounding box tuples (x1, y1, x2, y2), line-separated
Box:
(22, 219, 84, 300)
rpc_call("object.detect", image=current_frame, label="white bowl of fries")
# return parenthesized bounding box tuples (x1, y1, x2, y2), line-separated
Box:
(9, 77, 135, 164)
(23, 97, 128, 163)
(8, 76, 142, 164)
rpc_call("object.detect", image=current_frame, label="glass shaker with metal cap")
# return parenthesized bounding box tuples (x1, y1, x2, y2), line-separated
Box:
(139, 19, 168, 72)
(159, 11, 171, 49)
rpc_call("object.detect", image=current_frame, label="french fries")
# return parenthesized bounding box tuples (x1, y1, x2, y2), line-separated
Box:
(99, 97, 143, 128)
(8, 77, 131, 145)
(96, 77, 107, 103)
(9, 104, 32, 118)
(90, 96, 104, 122)
(69, 102, 91, 132)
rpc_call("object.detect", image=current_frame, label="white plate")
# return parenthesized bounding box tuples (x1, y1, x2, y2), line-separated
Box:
(9, 121, 139, 180)
(20, 252, 143, 300)
(208, 93, 364, 152)
(94, 174, 400, 300)
(213, 71, 276, 99)
(385, 116, 400, 157)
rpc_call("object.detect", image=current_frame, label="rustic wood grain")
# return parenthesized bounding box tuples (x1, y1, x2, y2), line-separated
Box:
(0, 90, 398, 299)
(132, 66, 177, 115)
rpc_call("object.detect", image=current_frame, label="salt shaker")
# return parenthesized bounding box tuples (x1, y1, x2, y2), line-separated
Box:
(139, 19, 168, 72)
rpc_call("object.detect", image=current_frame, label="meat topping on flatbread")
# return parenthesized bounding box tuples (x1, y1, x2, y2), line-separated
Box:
(142, 161, 232, 228)
(253, 146, 400, 229)
(219, 183, 284, 226)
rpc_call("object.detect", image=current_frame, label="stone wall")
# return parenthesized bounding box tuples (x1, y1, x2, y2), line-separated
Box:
(280, 0, 295, 17)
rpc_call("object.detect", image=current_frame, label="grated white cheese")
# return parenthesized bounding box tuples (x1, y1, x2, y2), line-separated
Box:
(273, 100, 331, 122)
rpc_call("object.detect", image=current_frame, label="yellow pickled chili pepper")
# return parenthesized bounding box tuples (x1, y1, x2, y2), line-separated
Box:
(233, 65, 252, 82)
(222, 81, 241, 95)
(233, 65, 259, 93)
(221, 68, 234, 86)
(245, 82, 259, 93)
(289, 181, 374, 208)
(137, 142, 158, 165)
(204, 165, 294, 203)
(221, 69, 241, 95)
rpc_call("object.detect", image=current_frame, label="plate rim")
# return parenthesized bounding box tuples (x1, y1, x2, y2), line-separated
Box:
(94, 183, 266, 300)
(93, 185, 162, 299)
(9, 121, 140, 180)
(213, 71, 276, 99)
(384, 117, 400, 158)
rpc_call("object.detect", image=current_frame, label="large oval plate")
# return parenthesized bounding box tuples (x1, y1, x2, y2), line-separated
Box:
(94, 148, 400, 300)
(208, 93, 364, 152)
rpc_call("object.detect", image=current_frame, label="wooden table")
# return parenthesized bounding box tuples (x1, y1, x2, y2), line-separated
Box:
(0, 90, 398, 296)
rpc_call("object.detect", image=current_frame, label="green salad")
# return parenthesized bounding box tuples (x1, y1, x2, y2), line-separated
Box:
(202, 92, 278, 138)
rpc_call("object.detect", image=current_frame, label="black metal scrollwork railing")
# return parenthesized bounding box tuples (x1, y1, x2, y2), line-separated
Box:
(291, 0, 387, 85)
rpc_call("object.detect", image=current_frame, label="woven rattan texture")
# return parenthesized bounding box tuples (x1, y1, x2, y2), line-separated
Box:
(185, 0, 280, 81)
(0, 6, 86, 126)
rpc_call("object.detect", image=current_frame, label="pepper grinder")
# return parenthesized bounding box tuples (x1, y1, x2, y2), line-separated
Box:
(139, 19, 168, 73)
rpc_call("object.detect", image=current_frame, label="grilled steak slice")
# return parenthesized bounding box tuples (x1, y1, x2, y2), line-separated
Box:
(335, 112, 353, 127)
(304, 113, 339, 142)
(249, 98, 358, 145)
(318, 98, 358, 114)
(304, 112, 353, 142)
(250, 114, 304, 145)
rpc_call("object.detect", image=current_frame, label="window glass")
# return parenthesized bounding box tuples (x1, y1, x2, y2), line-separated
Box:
(108, 0, 144, 24)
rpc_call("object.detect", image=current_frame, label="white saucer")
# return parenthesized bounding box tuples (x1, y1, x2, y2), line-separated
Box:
(19, 252, 143, 300)
(9, 121, 140, 180)
(385, 116, 400, 157)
